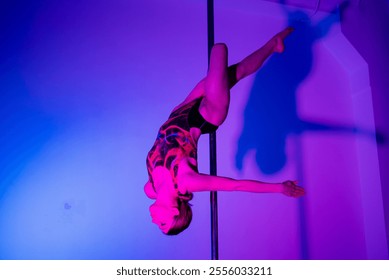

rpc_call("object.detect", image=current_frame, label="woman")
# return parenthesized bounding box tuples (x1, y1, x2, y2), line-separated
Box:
(145, 27, 305, 235)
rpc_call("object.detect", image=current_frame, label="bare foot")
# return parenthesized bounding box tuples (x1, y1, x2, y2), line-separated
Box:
(274, 37, 285, 53)
(273, 27, 294, 53)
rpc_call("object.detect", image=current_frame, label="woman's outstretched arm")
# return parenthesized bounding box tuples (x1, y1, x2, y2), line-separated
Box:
(180, 170, 305, 198)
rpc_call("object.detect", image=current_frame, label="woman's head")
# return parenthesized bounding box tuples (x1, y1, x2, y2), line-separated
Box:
(149, 203, 179, 233)
(149, 192, 193, 235)
(166, 198, 192, 235)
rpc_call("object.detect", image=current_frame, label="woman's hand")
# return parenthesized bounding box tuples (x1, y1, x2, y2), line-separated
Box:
(281, 180, 305, 198)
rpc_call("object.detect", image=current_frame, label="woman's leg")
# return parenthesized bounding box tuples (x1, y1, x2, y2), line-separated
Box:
(200, 27, 294, 126)
(199, 43, 230, 126)
(228, 27, 293, 88)
(173, 43, 229, 119)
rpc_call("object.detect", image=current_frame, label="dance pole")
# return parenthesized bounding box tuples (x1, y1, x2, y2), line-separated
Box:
(207, 0, 219, 260)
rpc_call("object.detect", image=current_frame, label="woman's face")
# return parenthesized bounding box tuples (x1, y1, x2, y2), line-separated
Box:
(149, 203, 179, 233)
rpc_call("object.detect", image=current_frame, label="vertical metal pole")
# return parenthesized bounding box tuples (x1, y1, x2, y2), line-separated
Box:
(207, 0, 219, 260)
(295, 135, 309, 260)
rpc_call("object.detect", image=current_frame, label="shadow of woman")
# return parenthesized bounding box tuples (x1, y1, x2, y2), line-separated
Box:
(232, 2, 384, 259)
(234, 2, 379, 175)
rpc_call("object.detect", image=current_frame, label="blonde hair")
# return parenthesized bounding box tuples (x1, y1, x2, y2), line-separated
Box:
(166, 192, 193, 235)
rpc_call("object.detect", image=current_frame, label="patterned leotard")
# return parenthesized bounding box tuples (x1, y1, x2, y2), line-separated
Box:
(146, 97, 218, 195)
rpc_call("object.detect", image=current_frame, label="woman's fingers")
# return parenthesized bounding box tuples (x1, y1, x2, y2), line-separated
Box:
(282, 180, 305, 198)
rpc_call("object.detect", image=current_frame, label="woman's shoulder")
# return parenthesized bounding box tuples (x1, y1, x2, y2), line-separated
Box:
(176, 157, 198, 193)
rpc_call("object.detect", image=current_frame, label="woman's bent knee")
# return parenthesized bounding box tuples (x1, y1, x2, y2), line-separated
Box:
(209, 43, 228, 78)
(213, 42, 227, 50)
(212, 43, 228, 56)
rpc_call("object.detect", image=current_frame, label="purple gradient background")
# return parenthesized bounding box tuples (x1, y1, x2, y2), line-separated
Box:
(0, 0, 388, 259)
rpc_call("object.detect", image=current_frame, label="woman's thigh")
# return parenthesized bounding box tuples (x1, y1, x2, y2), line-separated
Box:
(200, 43, 230, 126)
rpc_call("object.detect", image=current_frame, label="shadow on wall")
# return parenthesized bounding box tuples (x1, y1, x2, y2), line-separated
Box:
(234, 2, 385, 259)
(235, 2, 381, 175)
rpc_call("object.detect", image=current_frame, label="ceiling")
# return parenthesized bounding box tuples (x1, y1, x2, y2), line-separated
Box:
(262, 0, 352, 12)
